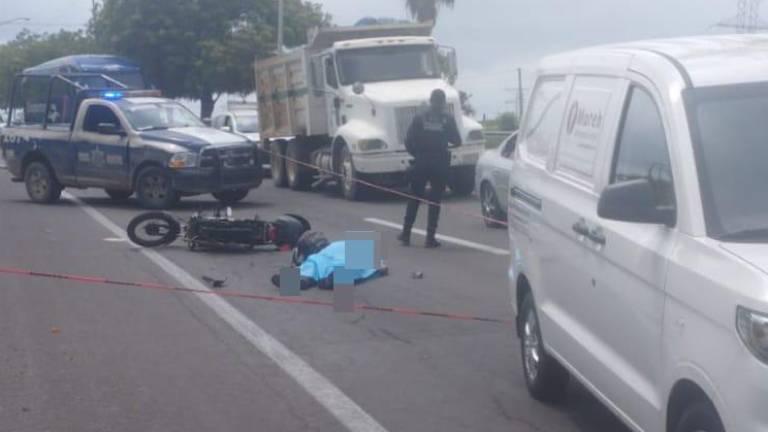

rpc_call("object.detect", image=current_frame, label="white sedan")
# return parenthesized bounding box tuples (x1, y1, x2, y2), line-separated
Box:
(475, 132, 517, 228)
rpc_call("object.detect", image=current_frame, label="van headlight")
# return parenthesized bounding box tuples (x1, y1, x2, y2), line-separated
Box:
(358, 139, 387, 152)
(168, 152, 199, 169)
(736, 306, 768, 364)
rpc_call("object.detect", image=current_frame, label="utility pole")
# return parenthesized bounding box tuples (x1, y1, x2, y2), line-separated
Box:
(277, 0, 285, 53)
(517, 68, 524, 119)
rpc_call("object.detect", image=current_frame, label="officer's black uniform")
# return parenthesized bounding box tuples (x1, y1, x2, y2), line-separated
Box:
(399, 91, 462, 248)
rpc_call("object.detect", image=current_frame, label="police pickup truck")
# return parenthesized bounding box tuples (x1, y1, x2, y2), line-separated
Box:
(1, 77, 262, 208)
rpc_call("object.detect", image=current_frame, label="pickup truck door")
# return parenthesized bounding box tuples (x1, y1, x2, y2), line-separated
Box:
(72, 103, 130, 188)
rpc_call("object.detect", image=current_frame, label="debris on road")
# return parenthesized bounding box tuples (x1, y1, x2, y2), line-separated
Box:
(202, 275, 227, 289)
(411, 271, 424, 279)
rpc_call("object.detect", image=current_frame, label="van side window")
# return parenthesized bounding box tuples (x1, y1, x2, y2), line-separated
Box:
(612, 87, 675, 207)
(83, 105, 121, 133)
(522, 78, 566, 161)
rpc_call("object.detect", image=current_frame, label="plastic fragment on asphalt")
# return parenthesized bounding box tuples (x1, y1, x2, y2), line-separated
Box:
(411, 272, 424, 279)
(202, 275, 227, 288)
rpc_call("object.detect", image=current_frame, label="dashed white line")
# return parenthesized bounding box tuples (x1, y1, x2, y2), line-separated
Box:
(364, 217, 509, 256)
(65, 192, 389, 432)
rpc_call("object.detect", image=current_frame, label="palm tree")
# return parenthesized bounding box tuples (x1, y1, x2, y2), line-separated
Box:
(405, 0, 455, 23)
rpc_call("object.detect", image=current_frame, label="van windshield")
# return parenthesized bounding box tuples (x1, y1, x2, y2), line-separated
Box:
(336, 45, 440, 85)
(122, 102, 203, 131)
(686, 82, 768, 241)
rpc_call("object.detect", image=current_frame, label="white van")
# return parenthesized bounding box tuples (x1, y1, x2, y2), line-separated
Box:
(508, 35, 768, 432)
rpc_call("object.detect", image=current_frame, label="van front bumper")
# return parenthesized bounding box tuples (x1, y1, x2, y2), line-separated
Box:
(172, 166, 263, 194)
(352, 143, 484, 174)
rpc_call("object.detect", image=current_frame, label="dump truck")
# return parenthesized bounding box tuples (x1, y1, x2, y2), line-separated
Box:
(255, 22, 485, 200)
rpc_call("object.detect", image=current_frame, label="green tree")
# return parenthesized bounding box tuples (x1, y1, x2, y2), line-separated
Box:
(90, 0, 329, 118)
(496, 111, 519, 131)
(405, 0, 455, 23)
(0, 29, 97, 107)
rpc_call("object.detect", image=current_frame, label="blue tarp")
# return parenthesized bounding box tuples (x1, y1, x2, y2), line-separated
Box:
(299, 241, 378, 282)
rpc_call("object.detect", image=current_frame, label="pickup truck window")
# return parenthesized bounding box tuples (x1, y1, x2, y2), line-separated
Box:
(122, 102, 203, 132)
(10, 76, 49, 127)
(83, 105, 121, 133)
(611, 87, 674, 208)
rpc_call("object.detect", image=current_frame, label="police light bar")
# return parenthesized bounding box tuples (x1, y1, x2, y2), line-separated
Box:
(101, 91, 124, 100)
(100, 89, 163, 100)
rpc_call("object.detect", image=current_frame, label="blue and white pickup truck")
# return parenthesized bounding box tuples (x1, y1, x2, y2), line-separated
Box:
(1, 69, 262, 208)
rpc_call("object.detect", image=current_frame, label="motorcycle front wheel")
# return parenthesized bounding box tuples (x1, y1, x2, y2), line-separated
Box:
(127, 212, 182, 247)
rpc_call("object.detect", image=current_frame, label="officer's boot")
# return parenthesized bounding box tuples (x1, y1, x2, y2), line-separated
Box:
(425, 229, 441, 249)
(398, 226, 412, 246)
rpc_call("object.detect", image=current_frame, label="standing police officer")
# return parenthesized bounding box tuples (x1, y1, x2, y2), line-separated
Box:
(398, 89, 462, 248)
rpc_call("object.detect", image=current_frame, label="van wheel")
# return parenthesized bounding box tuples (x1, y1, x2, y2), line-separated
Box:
(271, 140, 288, 188)
(25, 161, 62, 204)
(105, 189, 132, 201)
(339, 144, 366, 201)
(212, 189, 250, 204)
(286, 139, 312, 190)
(135, 166, 179, 209)
(519, 293, 570, 403)
(673, 401, 725, 432)
(481, 182, 505, 228)
(450, 166, 475, 197)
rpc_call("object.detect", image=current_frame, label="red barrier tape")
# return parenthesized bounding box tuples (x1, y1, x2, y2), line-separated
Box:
(259, 147, 509, 227)
(0, 267, 513, 325)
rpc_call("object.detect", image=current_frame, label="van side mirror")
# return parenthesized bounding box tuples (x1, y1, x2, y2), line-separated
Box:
(353, 82, 365, 95)
(97, 122, 124, 136)
(597, 179, 675, 226)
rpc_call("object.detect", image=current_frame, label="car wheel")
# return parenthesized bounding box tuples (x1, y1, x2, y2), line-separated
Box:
(271, 140, 288, 188)
(481, 182, 506, 228)
(212, 189, 250, 205)
(105, 189, 132, 201)
(135, 166, 179, 209)
(673, 401, 725, 432)
(286, 139, 313, 190)
(24, 161, 62, 204)
(339, 144, 366, 201)
(519, 293, 570, 403)
(450, 166, 475, 197)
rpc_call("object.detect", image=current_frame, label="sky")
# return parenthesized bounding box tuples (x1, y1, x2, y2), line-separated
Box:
(0, 0, 748, 117)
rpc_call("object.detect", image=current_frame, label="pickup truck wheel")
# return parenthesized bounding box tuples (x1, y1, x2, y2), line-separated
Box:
(520, 293, 570, 403)
(286, 139, 312, 190)
(212, 189, 250, 204)
(481, 182, 505, 228)
(24, 161, 62, 204)
(271, 141, 288, 188)
(135, 167, 179, 209)
(450, 166, 476, 197)
(339, 145, 366, 201)
(105, 189, 132, 201)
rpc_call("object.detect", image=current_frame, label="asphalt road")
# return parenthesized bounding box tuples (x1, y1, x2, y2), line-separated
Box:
(0, 171, 631, 432)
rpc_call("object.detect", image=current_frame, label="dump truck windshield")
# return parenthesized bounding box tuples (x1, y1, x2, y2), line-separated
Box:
(336, 44, 440, 85)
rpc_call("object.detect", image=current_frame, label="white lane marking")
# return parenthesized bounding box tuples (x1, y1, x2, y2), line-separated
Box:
(104, 237, 126, 242)
(364, 217, 509, 256)
(64, 192, 388, 432)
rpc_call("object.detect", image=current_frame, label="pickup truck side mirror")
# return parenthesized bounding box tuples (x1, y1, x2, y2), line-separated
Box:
(97, 122, 125, 136)
(598, 179, 676, 226)
(220, 126, 233, 133)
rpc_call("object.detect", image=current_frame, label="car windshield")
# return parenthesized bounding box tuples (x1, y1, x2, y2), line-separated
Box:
(336, 45, 440, 85)
(122, 101, 203, 131)
(235, 114, 259, 133)
(686, 82, 768, 241)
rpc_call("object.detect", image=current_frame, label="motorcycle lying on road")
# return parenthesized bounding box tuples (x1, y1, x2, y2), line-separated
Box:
(126, 208, 311, 251)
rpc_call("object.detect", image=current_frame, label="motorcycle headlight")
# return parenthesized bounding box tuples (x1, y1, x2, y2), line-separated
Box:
(737, 306, 768, 364)
(358, 139, 387, 152)
(168, 152, 199, 169)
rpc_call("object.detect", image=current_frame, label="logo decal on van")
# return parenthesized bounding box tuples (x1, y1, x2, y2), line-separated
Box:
(566, 102, 603, 135)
